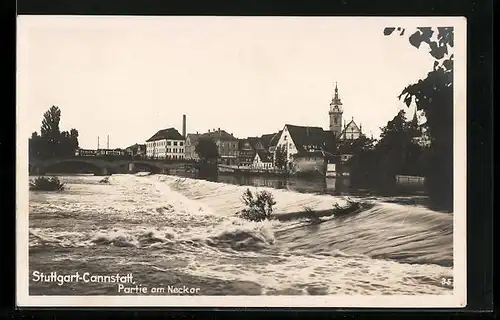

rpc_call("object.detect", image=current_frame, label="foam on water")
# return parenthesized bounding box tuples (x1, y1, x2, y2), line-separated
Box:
(29, 174, 454, 295)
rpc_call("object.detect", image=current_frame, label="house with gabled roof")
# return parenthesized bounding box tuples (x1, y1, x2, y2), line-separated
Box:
(338, 117, 363, 141)
(252, 150, 274, 170)
(145, 127, 185, 160)
(273, 124, 337, 174)
(199, 128, 239, 165)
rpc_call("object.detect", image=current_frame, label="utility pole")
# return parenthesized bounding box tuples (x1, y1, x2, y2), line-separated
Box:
(107, 135, 109, 149)
(98, 136, 100, 150)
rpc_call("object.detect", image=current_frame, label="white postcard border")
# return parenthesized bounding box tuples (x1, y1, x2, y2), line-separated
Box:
(16, 15, 467, 308)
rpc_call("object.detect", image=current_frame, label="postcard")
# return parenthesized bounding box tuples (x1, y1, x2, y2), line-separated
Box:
(17, 15, 467, 308)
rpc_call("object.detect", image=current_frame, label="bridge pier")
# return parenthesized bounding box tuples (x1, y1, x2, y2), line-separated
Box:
(34, 166, 45, 176)
(95, 167, 109, 176)
(128, 163, 136, 174)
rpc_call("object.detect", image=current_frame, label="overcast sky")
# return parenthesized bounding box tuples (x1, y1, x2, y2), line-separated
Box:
(18, 16, 452, 149)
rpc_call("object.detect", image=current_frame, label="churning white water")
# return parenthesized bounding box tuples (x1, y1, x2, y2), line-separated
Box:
(29, 174, 453, 295)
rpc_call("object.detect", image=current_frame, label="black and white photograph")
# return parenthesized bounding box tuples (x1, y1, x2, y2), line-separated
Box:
(16, 16, 467, 307)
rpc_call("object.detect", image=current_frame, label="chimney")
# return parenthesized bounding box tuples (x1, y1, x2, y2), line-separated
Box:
(182, 114, 186, 138)
(208, 129, 211, 133)
(218, 127, 220, 131)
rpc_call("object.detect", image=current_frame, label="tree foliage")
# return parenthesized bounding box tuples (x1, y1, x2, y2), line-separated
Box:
(29, 176, 65, 191)
(384, 26, 454, 211)
(195, 138, 219, 163)
(348, 110, 426, 188)
(274, 145, 287, 170)
(338, 134, 376, 155)
(29, 106, 80, 159)
(237, 188, 277, 222)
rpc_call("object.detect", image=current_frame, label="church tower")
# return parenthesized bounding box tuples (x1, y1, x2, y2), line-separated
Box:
(329, 83, 343, 137)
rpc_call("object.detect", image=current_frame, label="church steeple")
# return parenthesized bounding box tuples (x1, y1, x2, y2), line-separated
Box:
(329, 82, 343, 137)
(330, 82, 343, 108)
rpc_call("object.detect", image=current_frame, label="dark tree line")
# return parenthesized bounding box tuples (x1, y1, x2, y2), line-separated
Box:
(29, 106, 80, 159)
(384, 26, 454, 211)
(344, 27, 453, 211)
(195, 138, 219, 164)
(346, 109, 425, 190)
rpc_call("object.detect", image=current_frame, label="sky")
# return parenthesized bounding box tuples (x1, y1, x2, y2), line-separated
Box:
(18, 16, 446, 149)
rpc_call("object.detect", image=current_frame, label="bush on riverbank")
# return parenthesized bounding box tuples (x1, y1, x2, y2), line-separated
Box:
(29, 176, 65, 191)
(237, 188, 276, 222)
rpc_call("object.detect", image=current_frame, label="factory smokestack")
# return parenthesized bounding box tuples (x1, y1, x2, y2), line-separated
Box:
(182, 114, 186, 138)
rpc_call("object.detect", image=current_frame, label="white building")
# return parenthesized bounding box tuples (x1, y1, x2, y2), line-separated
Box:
(145, 127, 186, 160)
(252, 150, 273, 169)
(274, 124, 335, 165)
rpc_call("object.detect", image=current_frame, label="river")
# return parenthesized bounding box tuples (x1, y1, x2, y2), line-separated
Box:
(29, 173, 453, 295)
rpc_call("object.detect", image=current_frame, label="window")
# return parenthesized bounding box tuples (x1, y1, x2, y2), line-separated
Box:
(180, 142, 184, 146)
(167, 141, 171, 146)
(334, 117, 338, 124)
(174, 141, 178, 146)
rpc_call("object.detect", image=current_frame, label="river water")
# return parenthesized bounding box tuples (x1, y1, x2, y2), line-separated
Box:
(29, 173, 453, 295)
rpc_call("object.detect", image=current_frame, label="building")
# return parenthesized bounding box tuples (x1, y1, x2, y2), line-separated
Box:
(238, 137, 267, 166)
(145, 127, 186, 160)
(338, 118, 363, 140)
(274, 124, 336, 169)
(238, 139, 256, 166)
(252, 150, 274, 170)
(328, 83, 362, 140)
(184, 133, 201, 160)
(125, 143, 146, 157)
(291, 150, 336, 176)
(200, 128, 239, 165)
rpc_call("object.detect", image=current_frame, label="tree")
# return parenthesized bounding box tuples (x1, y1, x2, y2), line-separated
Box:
(384, 27, 454, 211)
(70, 129, 79, 151)
(40, 106, 62, 157)
(338, 134, 376, 155)
(29, 106, 80, 160)
(274, 145, 287, 170)
(29, 132, 43, 159)
(348, 109, 425, 189)
(237, 188, 277, 222)
(195, 138, 219, 164)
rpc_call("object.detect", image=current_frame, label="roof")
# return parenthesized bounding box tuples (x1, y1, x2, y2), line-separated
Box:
(268, 131, 283, 148)
(340, 119, 362, 137)
(200, 129, 238, 141)
(256, 150, 273, 162)
(186, 133, 201, 144)
(260, 133, 277, 149)
(292, 150, 336, 159)
(285, 124, 336, 153)
(146, 128, 184, 142)
(247, 137, 265, 150)
(126, 143, 145, 150)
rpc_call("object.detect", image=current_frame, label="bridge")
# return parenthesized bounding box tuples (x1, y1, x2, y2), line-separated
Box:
(29, 157, 195, 176)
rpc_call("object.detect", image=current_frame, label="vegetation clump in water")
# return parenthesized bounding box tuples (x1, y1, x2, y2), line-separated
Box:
(237, 188, 276, 222)
(29, 176, 65, 191)
(332, 199, 363, 217)
(99, 177, 110, 184)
